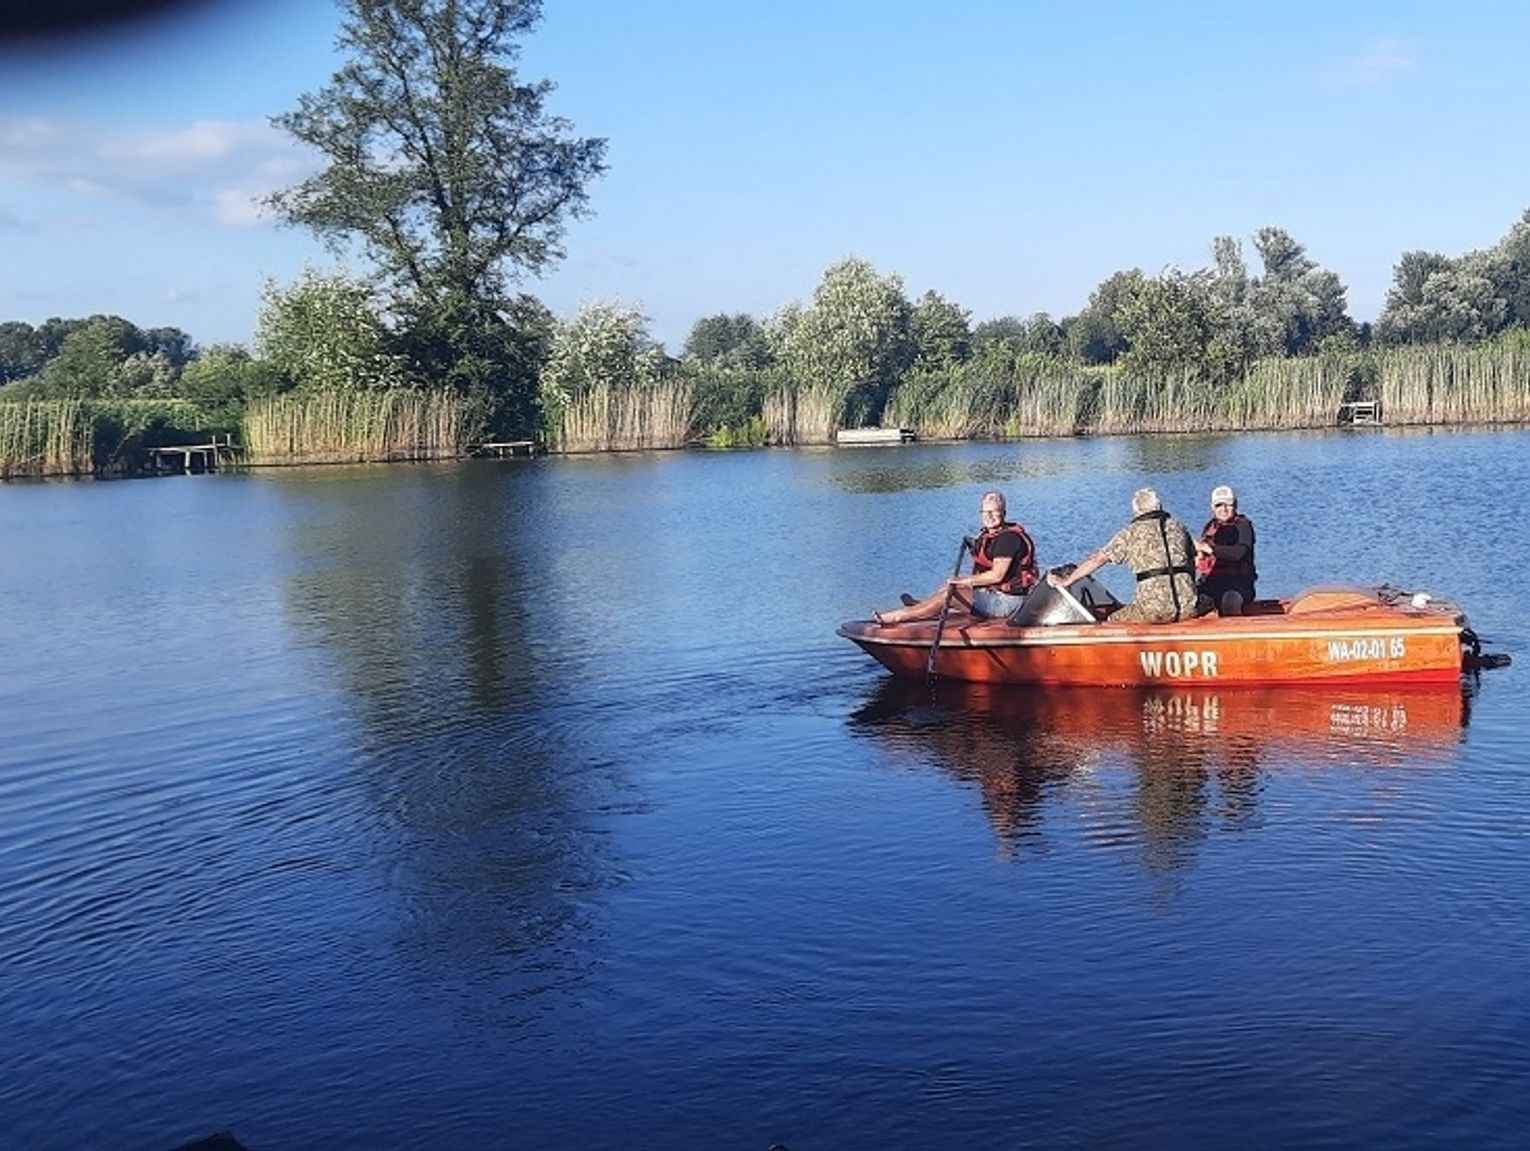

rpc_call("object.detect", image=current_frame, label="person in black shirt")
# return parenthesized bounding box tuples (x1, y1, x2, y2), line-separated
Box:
(874, 490, 1038, 625)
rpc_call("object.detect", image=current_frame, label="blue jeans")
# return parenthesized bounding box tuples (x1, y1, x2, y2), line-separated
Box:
(971, 587, 1027, 619)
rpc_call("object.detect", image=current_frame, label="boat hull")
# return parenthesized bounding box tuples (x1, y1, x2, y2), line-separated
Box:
(838, 590, 1470, 686)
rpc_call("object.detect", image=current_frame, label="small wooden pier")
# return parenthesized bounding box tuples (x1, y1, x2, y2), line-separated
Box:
(472, 440, 540, 458)
(1338, 401, 1381, 425)
(836, 427, 917, 446)
(144, 434, 239, 474)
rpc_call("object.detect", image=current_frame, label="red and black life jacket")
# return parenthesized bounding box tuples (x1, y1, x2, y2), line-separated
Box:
(973, 522, 1039, 595)
(1199, 513, 1257, 583)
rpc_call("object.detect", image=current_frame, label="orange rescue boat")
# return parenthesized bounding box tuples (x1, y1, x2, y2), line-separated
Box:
(839, 578, 1502, 686)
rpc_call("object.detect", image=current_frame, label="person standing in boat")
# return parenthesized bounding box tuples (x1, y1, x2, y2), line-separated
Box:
(1047, 487, 1203, 623)
(1195, 483, 1257, 616)
(873, 490, 1038, 625)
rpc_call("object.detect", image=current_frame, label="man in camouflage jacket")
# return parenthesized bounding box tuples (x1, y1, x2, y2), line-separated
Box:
(1048, 488, 1204, 623)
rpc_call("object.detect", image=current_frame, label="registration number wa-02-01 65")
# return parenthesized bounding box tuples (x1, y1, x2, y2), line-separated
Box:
(1326, 636, 1406, 662)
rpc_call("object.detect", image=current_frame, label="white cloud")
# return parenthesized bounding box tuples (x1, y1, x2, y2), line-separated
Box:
(1323, 38, 1417, 87)
(0, 114, 317, 227)
(212, 187, 272, 226)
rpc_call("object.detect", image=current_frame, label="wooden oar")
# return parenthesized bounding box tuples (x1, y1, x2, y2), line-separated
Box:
(925, 537, 971, 682)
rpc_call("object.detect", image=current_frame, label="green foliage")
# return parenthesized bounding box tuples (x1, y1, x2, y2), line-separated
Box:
(768, 257, 912, 438)
(32, 316, 149, 397)
(395, 292, 554, 437)
(1115, 269, 1223, 380)
(706, 414, 768, 449)
(267, 0, 606, 425)
(540, 302, 689, 450)
(0, 397, 224, 477)
(0, 316, 199, 395)
(1066, 271, 1141, 364)
(683, 313, 772, 370)
(1245, 227, 1353, 356)
(1376, 208, 1530, 346)
(179, 343, 290, 427)
(908, 291, 971, 370)
(0, 321, 47, 383)
(256, 270, 412, 392)
(541, 302, 660, 404)
(686, 364, 779, 439)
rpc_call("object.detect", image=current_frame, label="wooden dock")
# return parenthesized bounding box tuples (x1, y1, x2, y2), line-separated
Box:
(472, 440, 540, 458)
(1338, 401, 1381, 425)
(836, 427, 917, 446)
(144, 434, 239, 474)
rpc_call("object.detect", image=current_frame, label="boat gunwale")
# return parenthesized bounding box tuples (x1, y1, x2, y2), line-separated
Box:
(837, 606, 1468, 650)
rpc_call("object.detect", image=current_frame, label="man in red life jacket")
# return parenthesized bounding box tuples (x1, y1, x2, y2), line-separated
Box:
(873, 490, 1039, 625)
(1195, 483, 1257, 615)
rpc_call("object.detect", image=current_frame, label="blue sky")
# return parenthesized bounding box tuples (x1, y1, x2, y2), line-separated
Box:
(3, 0, 1529, 353)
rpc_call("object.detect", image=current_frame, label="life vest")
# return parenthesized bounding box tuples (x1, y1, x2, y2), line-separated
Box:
(1199, 513, 1257, 583)
(973, 522, 1038, 595)
(1132, 510, 1197, 619)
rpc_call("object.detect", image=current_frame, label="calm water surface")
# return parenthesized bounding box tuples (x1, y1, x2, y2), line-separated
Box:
(2, 429, 1528, 1151)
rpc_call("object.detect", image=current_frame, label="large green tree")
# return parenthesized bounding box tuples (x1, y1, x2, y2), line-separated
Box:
(907, 291, 971, 370)
(683, 313, 772, 370)
(1245, 227, 1352, 356)
(267, 0, 607, 429)
(770, 257, 912, 427)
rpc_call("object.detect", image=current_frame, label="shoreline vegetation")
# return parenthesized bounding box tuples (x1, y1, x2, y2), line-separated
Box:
(5, 3, 1530, 479)
(7, 214, 1530, 480)
(3, 335, 1529, 479)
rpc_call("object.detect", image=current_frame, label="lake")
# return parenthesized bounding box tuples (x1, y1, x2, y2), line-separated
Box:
(2, 428, 1528, 1151)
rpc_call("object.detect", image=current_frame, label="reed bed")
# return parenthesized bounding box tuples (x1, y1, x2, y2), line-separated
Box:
(763, 386, 836, 446)
(0, 399, 92, 477)
(883, 359, 1100, 439)
(1007, 364, 1099, 437)
(1220, 357, 1349, 430)
(243, 390, 470, 465)
(886, 354, 1365, 438)
(1377, 339, 1530, 425)
(549, 379, 692, 453)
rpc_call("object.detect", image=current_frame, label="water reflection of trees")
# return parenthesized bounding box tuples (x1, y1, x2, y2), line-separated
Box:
(275, 462, 622, 1006)
(850, 678, 1471, 869)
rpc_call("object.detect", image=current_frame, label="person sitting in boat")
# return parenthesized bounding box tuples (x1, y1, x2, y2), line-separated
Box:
(1047, 487, 1204, 623)
(873, 489, 1038, 625)
(1195, 483, 1257, 616)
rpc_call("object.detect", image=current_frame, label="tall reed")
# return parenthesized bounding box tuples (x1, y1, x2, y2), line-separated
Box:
(1376, 337, 1530, 425)
(0, 399, 92, 477)
(763, 385, 836, 446)
(243, 390, 469, 465)
(547, 378, 693, 453)
(885, 353, 1360, 438)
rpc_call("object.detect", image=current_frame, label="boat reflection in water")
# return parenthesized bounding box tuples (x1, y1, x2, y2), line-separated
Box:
(850, 678, 1473, 867)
